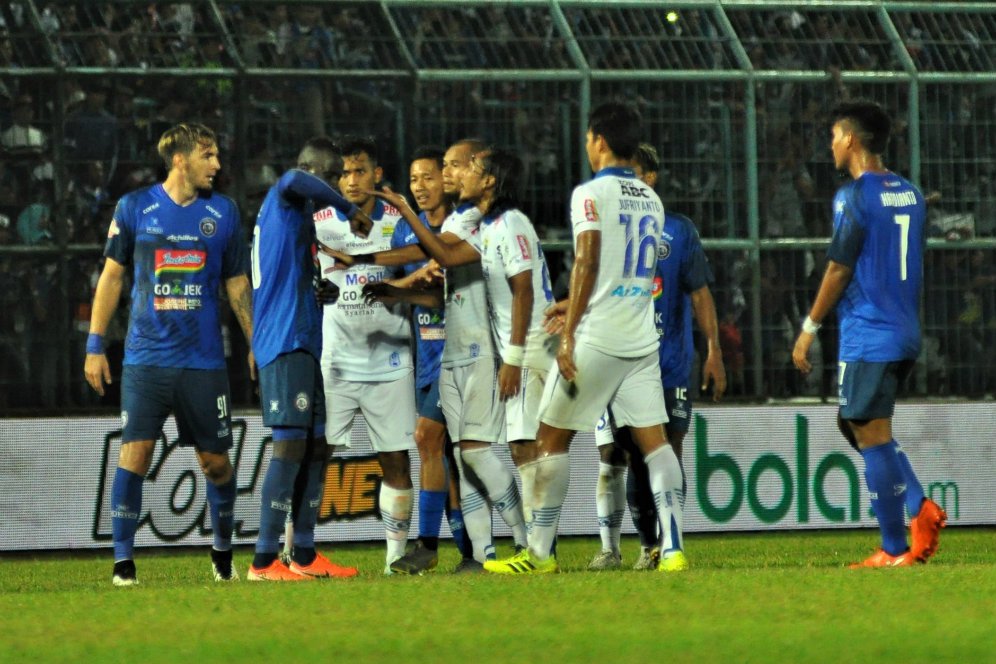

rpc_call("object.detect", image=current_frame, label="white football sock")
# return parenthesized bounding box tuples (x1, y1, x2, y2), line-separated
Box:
(524, 453, 570, 561)
(596, 462, 626, 554)
(453, 446, 494, 562)
(461, 446, 528, 548)
(645, 444, 684, 553)
(379, 483, 412, 563)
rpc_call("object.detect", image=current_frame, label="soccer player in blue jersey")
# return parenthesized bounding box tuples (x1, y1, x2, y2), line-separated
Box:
(792, 100, 946, 568)
(84, 123, 254, 586)
(589, 143, 727, 571)
(247, 136, 371, 581)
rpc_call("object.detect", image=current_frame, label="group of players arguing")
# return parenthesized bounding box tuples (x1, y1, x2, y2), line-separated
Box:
(84, 99, 946, 585)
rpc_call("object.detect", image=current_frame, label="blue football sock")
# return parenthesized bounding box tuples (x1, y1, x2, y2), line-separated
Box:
(419, 489, 447, 544)
(861, 443, 909, 556)
(447, 507, 470, 558)
(893, 440, 925, 517)
(255, 456, 300, 561)
(111, 467, 144, 562)
(291, 457, 325, 553)
(206, 474, 236, 551)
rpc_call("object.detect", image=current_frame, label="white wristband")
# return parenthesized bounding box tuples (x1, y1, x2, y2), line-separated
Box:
(802, 316, 821, 335)
(503, 344, 525, 367)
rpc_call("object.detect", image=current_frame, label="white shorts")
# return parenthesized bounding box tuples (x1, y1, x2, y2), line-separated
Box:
(539, 346, 667, 432)
(505, 366, 548, 443)
(325, 372, 416, 453)
(439, 357, 505, 444)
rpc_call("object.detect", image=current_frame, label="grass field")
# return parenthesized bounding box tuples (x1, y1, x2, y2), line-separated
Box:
(2, 529, 994, 663)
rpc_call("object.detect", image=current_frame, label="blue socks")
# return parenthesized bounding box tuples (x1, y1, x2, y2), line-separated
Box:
(861, 442, 909, 556)
(111, 467, 144, 562)
(447, 507, 471, 558)
(419, 489, 447, 551)
(291, 458, 326, 565)
(206, 474, 237, 551)
(894, 441, 926, 517)
(253, 456, 301, 568)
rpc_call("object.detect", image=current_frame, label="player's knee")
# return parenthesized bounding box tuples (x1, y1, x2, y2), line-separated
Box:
(379, 451, 411, 486)
(310, 438, 329, 464)
(837, 414, 861, 453)
(272, 439, 307, 463)
(118, 441, 155, 475)
(200, 455, 232, 484)
(509, 440, 537, 466)
(599, 443, 625, 466)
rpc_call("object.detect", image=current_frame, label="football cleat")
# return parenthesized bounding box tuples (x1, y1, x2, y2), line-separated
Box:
(633, 546, 660, 571)
(910, 498, 947, 562)
(848, 548, 915, 569)
(389, 541, 439, 576)
(112, 560, 138, 587)
(484, 550, 558, 575)
(452, 558, 486, 574)
(587, 549, 622, 571)
(290, 552, 358, 579)
(248, 558, 313, 581)
(211, 548, 238, 582)
(657, 550, 689, 573)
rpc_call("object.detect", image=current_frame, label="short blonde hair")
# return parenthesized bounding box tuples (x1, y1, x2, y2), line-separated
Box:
(157, 123, 216, 171)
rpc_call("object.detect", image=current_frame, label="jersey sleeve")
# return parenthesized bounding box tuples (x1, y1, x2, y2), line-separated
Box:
(278, 169, 358, 218)
(221, 203, 248, 280)
(499, 213, 537, 279)
(103, 196, 135, 265)
(679, 221, 713, 293)
(570, 184, 601, 238)
(827, 187, 866, 268)
(390, 219, 412, 250)
(441, 205, 482, 242)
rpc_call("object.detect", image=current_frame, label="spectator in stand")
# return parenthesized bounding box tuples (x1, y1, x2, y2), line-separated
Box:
(65, 81, 119, 174)
(1, 93, 45, 156)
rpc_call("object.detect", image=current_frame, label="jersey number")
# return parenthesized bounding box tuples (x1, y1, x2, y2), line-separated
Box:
(619, 214, 658, 278)
(894, 214, 909, 281)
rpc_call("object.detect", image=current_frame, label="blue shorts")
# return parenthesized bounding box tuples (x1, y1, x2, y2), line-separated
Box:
(838, 359, 915, 421)
(416, 380, 445, 424)
(258, 351, 326, 429)
(664, 386, 693, 434)
(121, 365, 232, 453)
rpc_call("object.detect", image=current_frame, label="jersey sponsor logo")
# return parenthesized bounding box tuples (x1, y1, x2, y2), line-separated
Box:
(344, 272, 384, 286)
(583, 198, 599, 222)
(199, 218, 217, 237)
(313, 207, 339, 223)
(167, 234, 201, 242)
(153, 282, 204, 296)
(155, 249, 206, 276)
(381, 224, 395, 238)
(652, 276, 664, 300)
(515, 234, 531, 259)
(153, 296, 202, 311)
(619, 180, 649, 198)
(419, 326, 445, 341)
(204, 204, 223, 219)
(611, 285, 652, 298)
(141, 202, 160, 214)
(107, 219, 121, 238)
(383, 203, 401, 216)
(295, 392, 309, 412)
(144, 224, 164, 235)
(658, 240, 671, 260)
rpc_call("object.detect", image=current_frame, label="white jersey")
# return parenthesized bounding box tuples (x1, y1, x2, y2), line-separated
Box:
(479, 208, 556, 370)
(315, 199, 412, 381)
(570, 167, 662, 358)
(440, 204, 495, 368)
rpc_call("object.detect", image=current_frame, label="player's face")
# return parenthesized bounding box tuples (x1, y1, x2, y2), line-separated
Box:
(632, 163, 657, 188)
(184, 140, 220, 190)
(442, 143, 472, 197)
(584, 129, 599, 172)
(297, 147, 343, 189)
(459, 153, 492, 203)
(410, 158, 444, 212)
(340, 152, 381, 205)
(830, 121, 850, 171)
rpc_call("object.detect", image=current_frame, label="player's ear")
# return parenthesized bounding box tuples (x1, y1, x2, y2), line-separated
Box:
(374, 165, 384, 184)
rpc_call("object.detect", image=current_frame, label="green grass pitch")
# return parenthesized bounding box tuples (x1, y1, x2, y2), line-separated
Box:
(2, 529, 994, 663)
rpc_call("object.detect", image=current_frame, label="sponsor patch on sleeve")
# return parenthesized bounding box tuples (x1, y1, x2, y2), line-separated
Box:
(515, 234, 531, 259)
(107, 219, 120, 238)
(583, 199, 599, 222)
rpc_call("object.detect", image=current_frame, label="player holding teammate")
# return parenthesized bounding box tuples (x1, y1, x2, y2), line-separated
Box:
(247, 136, 366, 581)
(486, 102, 686, 574)
(84, 123, 253, 585)
(589, 143, 726, 570)
(792, 100, 946, 567)
(316, 136, 417, 573)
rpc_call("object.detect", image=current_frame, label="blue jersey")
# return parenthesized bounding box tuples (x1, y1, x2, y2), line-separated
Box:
(391, 211, 445, 388)
(653, 213, 713, 387)
(250, 169, 357, 369)
(827, 171, 925, 362)
(104, 184, 245, 369)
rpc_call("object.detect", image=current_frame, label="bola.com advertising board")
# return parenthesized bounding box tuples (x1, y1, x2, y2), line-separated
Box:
(0, 403, 990, 551)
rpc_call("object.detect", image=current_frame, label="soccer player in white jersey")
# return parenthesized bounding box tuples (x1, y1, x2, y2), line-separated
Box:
(320, 139, 526, 572)
(485, 102, 687, 575)
(314, 136, 415, 573)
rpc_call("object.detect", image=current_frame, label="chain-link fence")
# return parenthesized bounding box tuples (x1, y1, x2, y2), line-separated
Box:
(1, 0, 994, 411)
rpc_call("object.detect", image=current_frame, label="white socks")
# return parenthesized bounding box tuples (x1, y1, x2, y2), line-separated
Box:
(379, 483, 412, 564)
(521, 453, 570, 561)
(461, 446, 528, 548)
(453, 446, 494, 562)
(596, 462, 626, 554)
(645, 444, 685, 554)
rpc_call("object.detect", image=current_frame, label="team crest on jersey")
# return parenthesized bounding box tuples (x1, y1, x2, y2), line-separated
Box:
(389, 352, 400, 368)
(295, 392, 309, 412)
(469, 343, 480, 358)
(381, 224, 395, 239)
(199, 218, 217, 237)
(515, 234, 531, 259)
(657, 241, 671, 261)
(107, 219, 120, 238)
(155, 249, 206, 276)
(652, 276, 663, 300)
(583, 199, 599, 222)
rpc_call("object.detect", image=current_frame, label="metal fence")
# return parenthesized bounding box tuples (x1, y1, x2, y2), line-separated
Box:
(1, 0, 994, 412)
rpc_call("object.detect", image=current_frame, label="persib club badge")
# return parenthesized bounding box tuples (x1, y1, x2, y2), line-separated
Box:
(295, 392, 309, 412)
(199, 218, 217, 237)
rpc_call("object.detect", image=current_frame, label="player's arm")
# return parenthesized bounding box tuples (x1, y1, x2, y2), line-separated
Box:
(498, 270, 533, 401)
(278, 169, 372, 238)
(558, 230, 600, 381)
(84, 257, 126, 396)
(225, 273, 256, 381)
(690, 285, 726, 401)
(362, 282, 444, 309)
(792, 260, 853, 374)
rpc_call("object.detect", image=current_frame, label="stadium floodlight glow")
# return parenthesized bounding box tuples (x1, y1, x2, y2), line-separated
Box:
(666, 11, 679, 23)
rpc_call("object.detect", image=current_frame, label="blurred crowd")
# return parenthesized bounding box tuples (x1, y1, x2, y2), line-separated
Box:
(1, 2, 995, 410)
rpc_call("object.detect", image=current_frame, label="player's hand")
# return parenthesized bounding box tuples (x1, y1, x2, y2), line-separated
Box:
(702, 351, 727, 402)
(316, 242, 354, 269)
(416, 261, 444, 287)
(348, 209, 373, 239)
(557, 334, 578, 382)
(497, 362, 522, 402)
(362, 281, 400, 307)
(366, 186, 417, 218)
(543, 299, 568, 335)
(84, 353, 112, 396)
(314, 277, 340, 306)
(248, 349, 257, 382)
(792, 331, 815, 374)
